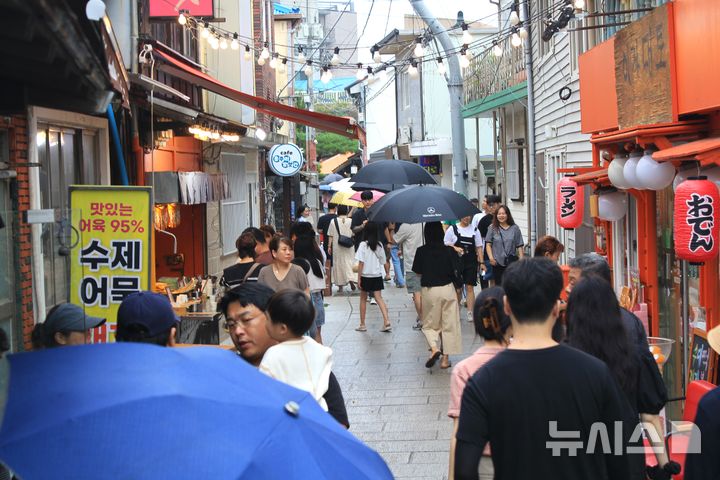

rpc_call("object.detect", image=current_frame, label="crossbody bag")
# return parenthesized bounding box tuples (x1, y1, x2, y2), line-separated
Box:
(333, 217, 354, 248)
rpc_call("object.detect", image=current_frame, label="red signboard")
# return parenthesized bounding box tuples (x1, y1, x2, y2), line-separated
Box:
(149, 0, 214, 18)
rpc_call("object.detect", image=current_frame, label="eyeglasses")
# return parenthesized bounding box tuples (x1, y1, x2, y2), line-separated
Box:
(222, 314, 261, 332)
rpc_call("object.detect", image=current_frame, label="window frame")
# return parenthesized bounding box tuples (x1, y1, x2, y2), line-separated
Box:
(506, 147, 524, 202)
(219, 153, 249, 257)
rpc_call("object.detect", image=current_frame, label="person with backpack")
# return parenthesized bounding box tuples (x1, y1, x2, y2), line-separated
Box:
(444, 215, 483, 323)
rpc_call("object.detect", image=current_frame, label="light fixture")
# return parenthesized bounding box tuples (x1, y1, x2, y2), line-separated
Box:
(331, 46, 341, 66)
(607, 153, 630, 190)
(511, 32, 522, 48)
(356, 63, 365, 80)
(377, 67, 387, 79)
(413, 38, 425, 58)
(519, 27, 528, 40)
(408, 61, 419, 78)
(260, 42, 270, 59)
(461, 24, 472, 45)
(509, 10, 520, 26)
(219, 37, 228, 50)
(366, 66, 375, 79)
(85, 0, 106, 20)
(492, 41, 503, 57)
(210, 35, 220, 50)
(178, 10, 188, 26)
(269, 53, 278, 69)
(244, 45, 251, 61)
(321, 67, 332, 84)
(257, 55, 266, 66)
(636, 149, 675, 190)
(200, 22, 210, 39)
(279, 58, 287, 73)
(623, 150, 643, 189)
(597, 192, 628, 222)
(373, 47, 382, 64)
(231, 34, 239, 50)
(459, 49, 470, 69)
(255, 127, 267, 141)
(304, 61, 313, 76)
(221, 133, 240, 142)
(436, 57, 446, 75)
(574, 0, 585, 9)
(297, 47, 306, 64)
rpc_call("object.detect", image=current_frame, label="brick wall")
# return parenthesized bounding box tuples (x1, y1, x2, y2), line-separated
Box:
(253, 0, 276, 133)
(1, 115, 34, 351)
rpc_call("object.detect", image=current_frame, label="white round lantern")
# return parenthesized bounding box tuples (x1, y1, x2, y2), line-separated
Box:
(673, 169, 694, 191)
(608, 153, 630, 189)
(623, 150, 642, 189)
(598, 191, 628, 222)
(636, 149, 675, 190)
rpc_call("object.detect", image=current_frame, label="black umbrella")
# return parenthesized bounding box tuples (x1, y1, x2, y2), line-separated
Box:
(350, 160, 436, 191)
(367, 185, 480, 223)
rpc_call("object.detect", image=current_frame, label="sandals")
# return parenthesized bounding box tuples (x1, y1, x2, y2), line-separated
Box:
(380, 325, 392, 333)
(440, 357, 452, 369)
(355, 326, 367, 332)
(425, 350, 441, 368)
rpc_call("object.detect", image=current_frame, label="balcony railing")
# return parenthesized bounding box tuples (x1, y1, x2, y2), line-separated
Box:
(464, 38, 526, 106)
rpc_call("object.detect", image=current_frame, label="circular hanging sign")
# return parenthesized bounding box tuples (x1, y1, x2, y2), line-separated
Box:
(268, 143, 305, 176)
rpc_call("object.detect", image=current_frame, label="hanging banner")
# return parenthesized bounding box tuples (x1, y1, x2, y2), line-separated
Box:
(70, 186, 153, 342)
(149, 0, 214, 18)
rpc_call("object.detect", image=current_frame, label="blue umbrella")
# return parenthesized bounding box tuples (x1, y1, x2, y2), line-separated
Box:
(0, 344, 392, 480)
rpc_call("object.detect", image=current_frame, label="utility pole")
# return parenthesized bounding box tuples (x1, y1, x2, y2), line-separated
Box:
(521, 0, 538, 248)
(409, 0, 467, 196)
(305, 0, 317, 172)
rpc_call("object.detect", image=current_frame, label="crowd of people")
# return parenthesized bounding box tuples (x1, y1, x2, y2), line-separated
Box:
(22, 192, 720, 480)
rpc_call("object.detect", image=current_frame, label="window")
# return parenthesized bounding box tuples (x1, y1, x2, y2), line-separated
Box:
(220, 153, 249, 256)
(399, 70, 410, 110)
(570, 1, 599, 72)
(506, 147, 524, 202)
(536, 0, 554, 58)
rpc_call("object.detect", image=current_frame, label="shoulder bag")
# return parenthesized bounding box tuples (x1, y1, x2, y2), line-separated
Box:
(333, 217, 354, 248)
(498, 227, 519, 265)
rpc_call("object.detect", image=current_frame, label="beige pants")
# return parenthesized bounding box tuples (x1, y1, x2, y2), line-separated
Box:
(479, 455, 494, 479)
(421, 283, 462, 355)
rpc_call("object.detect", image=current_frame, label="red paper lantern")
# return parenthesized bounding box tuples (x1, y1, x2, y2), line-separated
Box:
(674, 176, 720, 265)
(556, 176, 584, 229)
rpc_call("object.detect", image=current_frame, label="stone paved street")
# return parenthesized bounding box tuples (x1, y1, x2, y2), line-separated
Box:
(320, 283, 482, 480)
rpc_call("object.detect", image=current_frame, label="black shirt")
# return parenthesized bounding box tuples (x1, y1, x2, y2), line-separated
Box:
(350, 209, 387, 249)
(317, 213, 336, 254)
(412, 244, 457, 287)
(220, 262, 264, 288)
(326, 372, 349, 428)
(478, 215, 493, 260)
(455, 344, 633, 480)
(684, 387, 720, 480)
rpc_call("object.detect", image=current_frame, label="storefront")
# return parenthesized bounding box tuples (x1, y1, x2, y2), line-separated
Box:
(574, 0, 720, 406)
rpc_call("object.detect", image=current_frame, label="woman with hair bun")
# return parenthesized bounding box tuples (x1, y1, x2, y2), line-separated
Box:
(447, 286, 512, 480)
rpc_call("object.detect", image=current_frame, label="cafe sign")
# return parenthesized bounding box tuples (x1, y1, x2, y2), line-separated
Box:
(70, 186, 153, 342)
(614, 2, 677, 129)
(268, 143, 305, 177)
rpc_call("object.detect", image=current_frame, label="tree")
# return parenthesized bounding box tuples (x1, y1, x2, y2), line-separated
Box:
(294, 98, 359, 158)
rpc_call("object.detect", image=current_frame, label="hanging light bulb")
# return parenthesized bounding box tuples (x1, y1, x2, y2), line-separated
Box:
(255, 127, 267, 141)
(377, 67, 387, 79)
(574, 0, 585, 9)
(366, 66, 374, 79)
(356, 63, 365, 80)
(459, 49, 470, 69)
(492, 41, 503, 57)
(408, 61, 419, 78)
(331, 46, 341, 66)
(320, 67, 330, 84)
(220, 37, 228, 50)
(304, 61, 313, 77)
(519, 27, 528, 40)
(269, 53, 279, 69)
(178, 10, 187, 26)
(373, 47, 382, 64)
(461, 24, 472, 45)
(436, 57, 446, 75)
(200, 22, 210, 39)
(260, 42, 270, 59)
(279, 59, 287, 73)
(511, 32, 522, 47)
(509, 10, 520, 26)
(326, 67, 333, 81)
(210, 35, 220, 50)
(231, 33, 239, 50)
(244, 45, 251, 61)
(257, 55, 266, 66)
(85, 0, 106, 20)
(413, 38, 425, 58)
(297, 47, 306, 64)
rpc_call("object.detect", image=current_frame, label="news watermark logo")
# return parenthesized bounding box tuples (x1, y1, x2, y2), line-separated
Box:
(546, 421, 701, 456)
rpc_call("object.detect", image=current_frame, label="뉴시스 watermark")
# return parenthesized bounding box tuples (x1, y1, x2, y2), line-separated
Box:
(546, 421, 702, 456)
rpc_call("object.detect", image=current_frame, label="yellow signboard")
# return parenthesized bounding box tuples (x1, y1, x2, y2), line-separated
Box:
(70, 186, 152, 342)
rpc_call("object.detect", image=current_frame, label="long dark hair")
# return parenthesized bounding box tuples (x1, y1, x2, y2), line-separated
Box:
(566, 276, 636, 398)
(473, 286, 511, 344)
(364, 222, 380, 251)
(492, 205, 516, 229)
(423, 222, 444, 245)
(293, 235, 324, 278)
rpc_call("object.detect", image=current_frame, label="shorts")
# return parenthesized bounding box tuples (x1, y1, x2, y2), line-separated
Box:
(310, 291, 325, 327)
(461, 257, 478, 286)
(405, 271, 421, 294)
(360, 276, 384, 293)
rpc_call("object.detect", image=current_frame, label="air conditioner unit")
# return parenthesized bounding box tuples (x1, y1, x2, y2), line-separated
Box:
(398, 126, 411, 145)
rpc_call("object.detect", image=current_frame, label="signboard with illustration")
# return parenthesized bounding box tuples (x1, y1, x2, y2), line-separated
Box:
(268, 143, 305, 177)
(688, 328, 718, 384)
(70, 186, 153, 342)
(149, 0, 214, 17)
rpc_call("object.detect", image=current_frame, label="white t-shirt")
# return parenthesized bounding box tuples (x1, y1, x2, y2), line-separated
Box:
(306, 250, 327, 292)
(259, 337, 333, 411)
(444, 223, 483, 248)
(355, 241, 386, 277)
(393, 223, 423, 271)
(471, 212, 485, 230)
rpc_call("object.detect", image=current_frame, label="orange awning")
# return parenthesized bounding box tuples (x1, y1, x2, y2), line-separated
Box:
(319, 152, 353, 174)
(572, 168, 609, 187)
(652, 137, 720, 166)
(153, 48, 365, 142)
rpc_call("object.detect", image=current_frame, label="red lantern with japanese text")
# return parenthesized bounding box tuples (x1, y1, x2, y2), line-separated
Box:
(556, 176, 584, 229)
(674, 176, 720, 265)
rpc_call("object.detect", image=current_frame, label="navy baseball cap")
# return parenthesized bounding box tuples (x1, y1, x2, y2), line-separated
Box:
(117, 291, 179, 338)
(44, 304, 105, 333)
